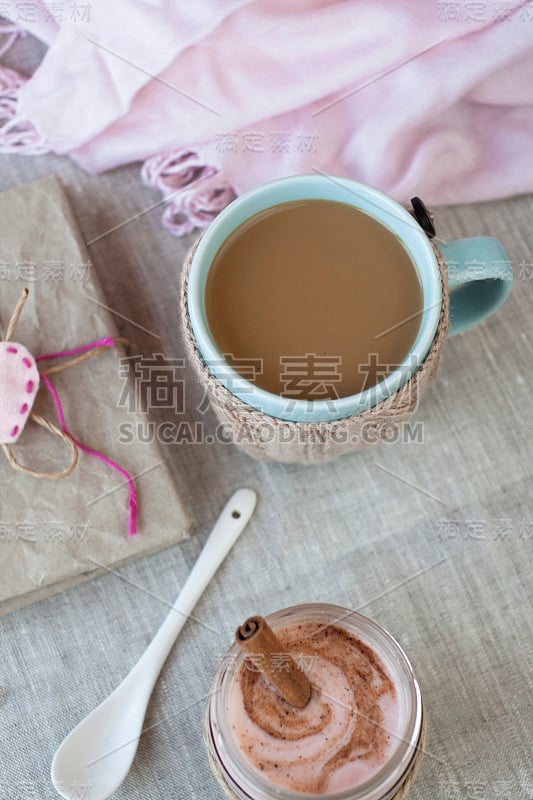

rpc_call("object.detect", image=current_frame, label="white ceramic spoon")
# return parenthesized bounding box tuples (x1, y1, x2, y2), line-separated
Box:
(51, 488, 257, 800)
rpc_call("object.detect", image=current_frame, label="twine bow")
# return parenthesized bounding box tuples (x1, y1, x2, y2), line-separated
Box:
(1, 288, 138, 535)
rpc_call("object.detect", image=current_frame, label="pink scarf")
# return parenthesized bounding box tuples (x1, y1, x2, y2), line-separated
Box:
(2, 0, 533, 236)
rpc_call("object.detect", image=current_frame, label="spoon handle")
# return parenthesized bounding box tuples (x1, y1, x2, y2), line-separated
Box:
(130, 488, 257, 689)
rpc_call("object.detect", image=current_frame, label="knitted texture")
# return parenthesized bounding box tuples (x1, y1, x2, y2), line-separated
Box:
(180, 237, 449, 463)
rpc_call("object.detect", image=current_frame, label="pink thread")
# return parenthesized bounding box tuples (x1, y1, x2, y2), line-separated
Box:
(37, 338, 138, 536)
(35, 337, 115, 363)
(10, 425, 18, 437)
(26, 380, 34, 393)
(22, 356, 31, 368)
(20, 403, 28, 414)
(6, 346, 17, 353)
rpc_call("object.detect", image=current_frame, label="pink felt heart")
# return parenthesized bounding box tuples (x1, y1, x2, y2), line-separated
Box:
(0, 341, 40, 444)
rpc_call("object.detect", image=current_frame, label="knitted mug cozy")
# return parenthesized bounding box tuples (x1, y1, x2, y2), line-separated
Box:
(180, 237, 449, 464)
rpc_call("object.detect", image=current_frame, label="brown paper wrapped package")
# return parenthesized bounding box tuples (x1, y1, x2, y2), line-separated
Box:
(0, 176, 190, 615)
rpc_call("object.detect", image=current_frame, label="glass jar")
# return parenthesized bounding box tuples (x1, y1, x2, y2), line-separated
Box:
(206, 603, 424, 800)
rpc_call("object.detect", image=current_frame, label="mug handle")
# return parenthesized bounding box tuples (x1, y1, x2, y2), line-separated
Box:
(438, 237, 513, 337)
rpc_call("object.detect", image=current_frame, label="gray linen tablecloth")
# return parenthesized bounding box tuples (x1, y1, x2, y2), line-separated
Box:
(1, 35, 532, 800)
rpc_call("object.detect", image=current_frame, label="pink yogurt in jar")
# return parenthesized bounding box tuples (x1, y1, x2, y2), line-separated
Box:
(206, 604, 424, 800)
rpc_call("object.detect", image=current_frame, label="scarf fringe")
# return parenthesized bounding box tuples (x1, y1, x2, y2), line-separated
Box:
(0, 24, 51, 154)
(141, 147, 238, 237)
(0, 22, 26, 59)
(1, 24, 231, 228)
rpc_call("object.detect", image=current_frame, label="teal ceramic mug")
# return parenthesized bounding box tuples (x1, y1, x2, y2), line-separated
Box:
(187, 175, 513, 423)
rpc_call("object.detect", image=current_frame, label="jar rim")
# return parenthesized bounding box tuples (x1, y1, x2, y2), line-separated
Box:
(208, 603, 423, 800)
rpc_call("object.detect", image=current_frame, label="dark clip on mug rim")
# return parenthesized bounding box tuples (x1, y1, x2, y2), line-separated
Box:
(411, 196, 436, 240)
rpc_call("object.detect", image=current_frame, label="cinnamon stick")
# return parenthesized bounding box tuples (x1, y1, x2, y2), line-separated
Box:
(235, 615, 312, 709)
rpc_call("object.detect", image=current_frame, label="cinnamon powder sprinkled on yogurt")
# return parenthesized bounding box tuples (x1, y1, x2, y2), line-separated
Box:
(230, 621, 398, 794)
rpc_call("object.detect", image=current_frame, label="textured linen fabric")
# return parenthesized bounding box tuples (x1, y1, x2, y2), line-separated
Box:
(1, 39, 533, 800)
